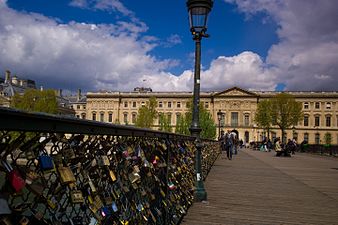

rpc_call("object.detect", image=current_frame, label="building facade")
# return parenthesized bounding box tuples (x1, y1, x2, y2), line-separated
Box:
(71, 87, 338, 145)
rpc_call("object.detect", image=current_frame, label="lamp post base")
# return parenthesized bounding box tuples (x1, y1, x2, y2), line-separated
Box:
(194, 187, 207, 202)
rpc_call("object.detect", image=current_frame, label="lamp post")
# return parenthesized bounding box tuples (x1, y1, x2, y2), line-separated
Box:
(187, 0, 213, 202)
(217, 110, 223, 139)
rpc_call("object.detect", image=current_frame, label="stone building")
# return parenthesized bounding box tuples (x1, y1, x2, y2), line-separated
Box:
(71, 87, 338, 145)
(0, 70, 75, 116)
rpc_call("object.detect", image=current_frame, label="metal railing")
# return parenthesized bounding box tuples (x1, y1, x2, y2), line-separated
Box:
(0, 107, 219, 225)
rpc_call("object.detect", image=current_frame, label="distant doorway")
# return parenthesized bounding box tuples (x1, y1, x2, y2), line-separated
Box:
(245, 131, 249, 143)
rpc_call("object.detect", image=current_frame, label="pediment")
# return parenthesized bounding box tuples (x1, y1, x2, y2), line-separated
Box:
(213, 87, 257, 97)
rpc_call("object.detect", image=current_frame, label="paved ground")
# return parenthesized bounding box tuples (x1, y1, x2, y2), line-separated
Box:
(181, 148, 338, 225)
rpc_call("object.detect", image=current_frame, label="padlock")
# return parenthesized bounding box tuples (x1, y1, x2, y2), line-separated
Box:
(25, 170, 38, 185)
(128, 172, 140, 184)
(90, 195, 104, 213)
(2, 160, 25, 192)
(57, 166, 76, 184)
(88, 175, 97, 193)
(97, 155, 110, 167)
(70, 190, 84, 204)
(111, 201, 118, 212)
(108, 169, 117, 182)
(39, 155, 54, 171)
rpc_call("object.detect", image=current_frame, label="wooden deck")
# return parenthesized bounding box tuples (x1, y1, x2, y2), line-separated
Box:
(181, 149, 338, 225)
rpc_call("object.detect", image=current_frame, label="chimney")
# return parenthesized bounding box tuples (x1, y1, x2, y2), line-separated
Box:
(77, 89, 81, 101)
(5, 70, 11, 84)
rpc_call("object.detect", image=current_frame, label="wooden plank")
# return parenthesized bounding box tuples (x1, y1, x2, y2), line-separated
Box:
(181, 149, 338, 225)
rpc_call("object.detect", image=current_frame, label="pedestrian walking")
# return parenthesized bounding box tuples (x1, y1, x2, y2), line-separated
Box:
(225, 130, 233, 160)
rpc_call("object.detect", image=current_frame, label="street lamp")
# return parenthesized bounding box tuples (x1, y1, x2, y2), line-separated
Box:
(187, 0, 213, 202)
(217, 110, 223, 139)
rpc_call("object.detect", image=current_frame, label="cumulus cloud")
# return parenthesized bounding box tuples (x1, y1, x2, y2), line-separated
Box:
(202, 52, 276, 91)
(224, 0, 338, 91)
(0, 2, 188, 92)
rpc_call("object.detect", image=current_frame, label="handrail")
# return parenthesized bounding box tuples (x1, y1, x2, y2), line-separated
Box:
(0, 107, 194, 139)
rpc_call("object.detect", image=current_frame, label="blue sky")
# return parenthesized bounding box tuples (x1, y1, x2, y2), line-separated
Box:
(1, 0, 338, 93)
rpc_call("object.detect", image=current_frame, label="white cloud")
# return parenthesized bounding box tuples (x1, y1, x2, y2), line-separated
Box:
(202, 52, 276, 91)
(0, 2, 185, 92)
(224, 0, 338, 91)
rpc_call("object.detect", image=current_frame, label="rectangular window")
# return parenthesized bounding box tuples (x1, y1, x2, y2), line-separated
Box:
(315, 102, 320, 109)
(124, 102, 128, 108)
(132, 102, 136, 108)
(205, 102, 209, 109)
(83, 105, 86, 110)
(108, 113, 113, 123)
(167, 113, 172, 125)
(326, 116, 331, 127)
(304, 133, 309, 143)
(315, 116, 320, 127)
(159, 102, 163, 108)
(304, 102, 309, 109)
(168, 102, 172, 108)
(244, 114, 250, 126)
(326, 102, 331, 109)
(176, 113, 181, 125)
(100, 113, 104, 122)
(123, 113, 128, 124)
(77, 105, 80, 109)
(132, 113, 137, 123)
(92, 113, 96, 121)
(231, 112, 238, 127)
(177, 102, 181, 108)
(304, 116, 309, 126)
(315, 133, 320, 144)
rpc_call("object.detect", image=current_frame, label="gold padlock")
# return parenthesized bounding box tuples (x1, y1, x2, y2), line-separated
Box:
(58, 166, 76, 184)
(70, 190, 84, 204)
(109, 169, 117, 182)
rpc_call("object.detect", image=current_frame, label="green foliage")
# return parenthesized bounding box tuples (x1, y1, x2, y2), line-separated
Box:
(158, 113, 172, 132)
(175, 113, 190, 135)
(324, 132, 332, 146)
(175, 100, 216, 139)
(11, 89, 58, 114)
(135, 97, 158, 128)
(270, 93, 303, 143)
(255, 100, 273, 129)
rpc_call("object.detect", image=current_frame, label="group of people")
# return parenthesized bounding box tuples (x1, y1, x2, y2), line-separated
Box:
(274, 137, 298, 156)
(219, 130, 240, 160)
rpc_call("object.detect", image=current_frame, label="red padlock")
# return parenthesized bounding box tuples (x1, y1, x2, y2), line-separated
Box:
(2, 160, 26, 192)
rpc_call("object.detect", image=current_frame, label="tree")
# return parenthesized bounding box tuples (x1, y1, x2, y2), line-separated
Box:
(175, 100, 216, 139)
(11, 89, 58, 114)
(135, 97, 157, 128)
(158, 113, 172, 132)
(255, 99, 273, 140)
(270, 93, 303, 144)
